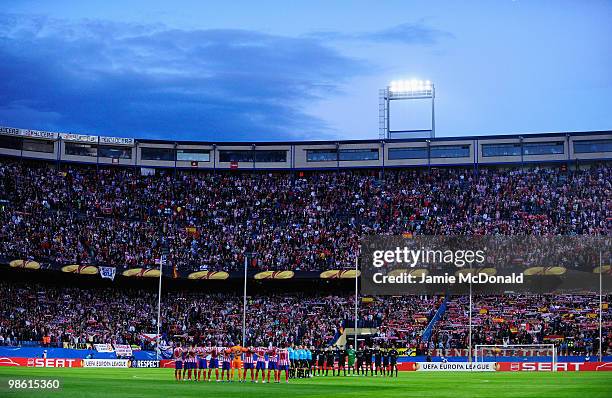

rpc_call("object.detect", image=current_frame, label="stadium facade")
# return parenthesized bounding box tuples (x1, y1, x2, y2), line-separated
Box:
(1, 125, 611, 169)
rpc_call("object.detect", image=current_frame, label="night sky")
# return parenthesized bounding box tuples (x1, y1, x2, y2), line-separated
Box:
(1, 0, 610, 141)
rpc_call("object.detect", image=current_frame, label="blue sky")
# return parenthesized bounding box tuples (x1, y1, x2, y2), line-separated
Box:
(0, 0, 610, 141)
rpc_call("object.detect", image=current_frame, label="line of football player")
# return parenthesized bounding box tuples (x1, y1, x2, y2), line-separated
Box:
(173, 344, 400, 383)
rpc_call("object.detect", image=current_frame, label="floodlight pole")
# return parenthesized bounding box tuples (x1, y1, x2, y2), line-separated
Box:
(431, 89, 436, 138)
(385, 95, 391, 139)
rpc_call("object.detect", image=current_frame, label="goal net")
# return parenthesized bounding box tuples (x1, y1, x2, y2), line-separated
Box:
(474, 344, 557, 371)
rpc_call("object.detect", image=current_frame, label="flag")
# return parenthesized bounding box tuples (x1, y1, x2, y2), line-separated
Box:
(159, 343, 173, 359)
(140, 333, 161, 342)
(100, 266, 116, 281)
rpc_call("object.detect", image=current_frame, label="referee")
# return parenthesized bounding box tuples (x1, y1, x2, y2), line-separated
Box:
(298, 346, 307, 378)
(306, 346, 313, 378)
(289, 345, 296, 378)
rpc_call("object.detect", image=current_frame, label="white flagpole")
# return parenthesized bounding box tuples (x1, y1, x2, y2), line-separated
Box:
(354, 256, 358, 348)
(599, 250, 603, 362)
(156, 254, 164, 360)
(468, 273, 473, 364)
(242, 254, 248, 347)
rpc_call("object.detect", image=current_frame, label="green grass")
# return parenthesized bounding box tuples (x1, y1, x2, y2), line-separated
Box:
(0, 368, 610, 398)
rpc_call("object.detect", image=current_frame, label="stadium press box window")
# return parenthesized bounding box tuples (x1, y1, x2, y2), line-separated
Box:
(65, 143, 97, 157)
(430, 144, 470, 158)
(573, 139, 612, 153)
(306, 149, 338, 161)
(482, 143, 522, 157)
(219, 150, 254, 162)
(388, 147, 428, 160)
(0, 135, 23, 150)
(176, 149, 210, 162)
(522, 141, 564, 155)
(219, 150, 287, 163)
(388, 145, 470, 160)
(254, 150, 287, 162)
(98, 145, 132, 159)
(22, 139, 54, 153)
(140, 147, 176, 161)
(307, 148, 379, 161)
(338, 148, 379, 161)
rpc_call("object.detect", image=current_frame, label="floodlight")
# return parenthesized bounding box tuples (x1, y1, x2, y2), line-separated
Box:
(379, 79, 435, 139)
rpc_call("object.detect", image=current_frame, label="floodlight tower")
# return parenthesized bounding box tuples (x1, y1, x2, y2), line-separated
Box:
(379, 79, 435, 139)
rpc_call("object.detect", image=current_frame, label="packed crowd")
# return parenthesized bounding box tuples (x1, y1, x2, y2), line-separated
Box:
(164, 292, 352, 348)
(0, 160, 609, 272)
(429, 295, 612, 355)
(0, 281, 158, 348)
(0, 280, 608, 356)
(0, 160, 609, 357)
(0, 280, 437, 350)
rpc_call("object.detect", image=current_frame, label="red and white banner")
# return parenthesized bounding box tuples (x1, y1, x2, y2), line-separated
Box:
(0, 357, 83, 367)
(139, 333, 160, 342)
(160, 359, 176, 368)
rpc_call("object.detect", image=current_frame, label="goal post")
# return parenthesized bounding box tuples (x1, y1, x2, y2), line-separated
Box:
(474, 344, 557, 371)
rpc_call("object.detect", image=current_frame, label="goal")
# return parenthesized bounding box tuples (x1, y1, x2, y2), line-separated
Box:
(474, 344, 557, 371)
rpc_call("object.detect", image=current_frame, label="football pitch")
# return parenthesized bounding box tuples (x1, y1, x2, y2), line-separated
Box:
(0, 368, 611, 398)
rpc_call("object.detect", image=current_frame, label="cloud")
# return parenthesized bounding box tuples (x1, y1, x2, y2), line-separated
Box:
(310, 21, 453, 46)
(0, 14, 368, 141)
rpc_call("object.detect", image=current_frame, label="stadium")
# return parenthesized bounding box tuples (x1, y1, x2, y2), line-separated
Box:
(0, 125, 610, 396)
(0, 2, 611, 397)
